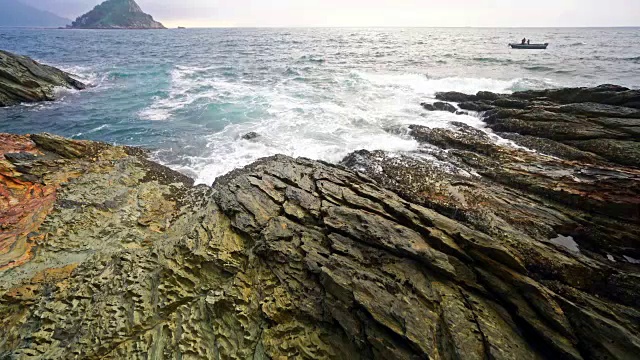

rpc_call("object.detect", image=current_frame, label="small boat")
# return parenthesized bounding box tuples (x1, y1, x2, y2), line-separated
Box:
(509, 43, 549, 49)
(177, 26, 187, 29)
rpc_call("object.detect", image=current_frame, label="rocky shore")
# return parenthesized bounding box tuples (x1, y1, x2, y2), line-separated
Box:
(0, 50, 85, 107)
(1, 85, 639, 359)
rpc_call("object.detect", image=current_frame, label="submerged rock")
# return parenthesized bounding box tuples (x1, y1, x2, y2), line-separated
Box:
(0, 50, 86, 107)
(241, 131, 260, 140)
(68, 0, 166, 29)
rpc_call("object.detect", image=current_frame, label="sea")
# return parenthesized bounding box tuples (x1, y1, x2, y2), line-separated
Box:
(1, 27, 639, 184)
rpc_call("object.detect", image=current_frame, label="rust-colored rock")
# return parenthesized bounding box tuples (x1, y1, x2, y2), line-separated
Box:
(0, 134, 54, 271)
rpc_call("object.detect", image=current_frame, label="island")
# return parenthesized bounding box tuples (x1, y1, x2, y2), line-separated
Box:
(0, 0, 71, 28)
(67, 0, 165, 29)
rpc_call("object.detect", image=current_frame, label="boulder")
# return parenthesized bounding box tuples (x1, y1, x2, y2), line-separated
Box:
(421, 101, 457, 113)
(459, 100, 495, 112)
(475, 91, 501, 101)
(241, 131, 260, 140)
(435, 91, 478, 103)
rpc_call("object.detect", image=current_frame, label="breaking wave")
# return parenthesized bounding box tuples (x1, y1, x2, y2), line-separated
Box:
(146, 66, 555, 184)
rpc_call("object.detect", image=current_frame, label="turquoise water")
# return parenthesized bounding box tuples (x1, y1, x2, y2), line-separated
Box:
(1, 27, 639, 184)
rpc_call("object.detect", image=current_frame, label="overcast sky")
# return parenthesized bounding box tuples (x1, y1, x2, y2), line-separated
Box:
(24, 0, 640, 27)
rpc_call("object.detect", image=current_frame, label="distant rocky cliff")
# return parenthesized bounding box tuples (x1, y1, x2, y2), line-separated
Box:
(68, 0, 165, 29)
(0, 0, 71, 28)
(0, 85, 639, 359)
(0, 50, 85, 107)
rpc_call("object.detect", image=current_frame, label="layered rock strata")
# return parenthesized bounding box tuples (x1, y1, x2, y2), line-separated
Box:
(0, 50, 85, 107)
(0, 85, 639, 359)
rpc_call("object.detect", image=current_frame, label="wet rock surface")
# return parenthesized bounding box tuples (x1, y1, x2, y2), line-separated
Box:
(421, 101, 458, 113)
(1, 85, 639, 359)
(241, 131, 260, 140)
(436, 85, 640, 167)
(0, 50, 86, 107)
(343, 85, 640, 358)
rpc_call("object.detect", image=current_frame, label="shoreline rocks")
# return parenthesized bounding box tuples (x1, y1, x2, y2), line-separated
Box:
(433, 85, 640, 167)
(1, 84, 639, 359)
(0, 50, 85, 107)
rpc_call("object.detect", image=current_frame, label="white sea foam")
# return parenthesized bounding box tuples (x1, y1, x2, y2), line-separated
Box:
(147, 67, 556, 184)
(624, 255, 640, 264)
(550, 235, 581, 253)
(71, 124, 110, 139)
(139, 65, 230, 121)
(354, 72, 526, 95)
(53, 86, 81, 97)
(57, 65, 101, 87)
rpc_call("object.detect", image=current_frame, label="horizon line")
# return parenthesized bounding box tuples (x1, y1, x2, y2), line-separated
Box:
(2, 25, 640, 29)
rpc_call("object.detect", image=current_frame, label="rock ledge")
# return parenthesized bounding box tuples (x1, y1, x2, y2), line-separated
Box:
(0, 50, 85, 107)
(0, 85, 639, 359)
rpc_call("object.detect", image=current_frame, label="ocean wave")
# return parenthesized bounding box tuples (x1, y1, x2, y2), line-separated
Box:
(472, 57, 514, 65)
(149, 69, 557, 184)
(139, 65, 235, 121)
(53, 64, 102, 87)
(298, 55, 325, 63)
(554, 69, 576, 74)
(567, 42, 587, 47)
(352, 71, 553, 95)
(71, 124, 110, 138)
(508, 78, 557, 92)
(524, 66, 555, 72)
(184, 128, 419, 185)
(580, 55, 640, 63)
(283, 67, 301, 76)
(53, 86, 82, 97)
(88, 124, 110, 133)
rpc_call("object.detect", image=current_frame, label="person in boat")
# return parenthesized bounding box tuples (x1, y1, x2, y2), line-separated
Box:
(522, 38, 526, 44)
(527, 39, 531, 44)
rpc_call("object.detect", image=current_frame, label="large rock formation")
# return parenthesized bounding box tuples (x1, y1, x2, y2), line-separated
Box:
(0, 50, 85, 107)
(68, 0, 165, 29)
(0, 85, 639, 359)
